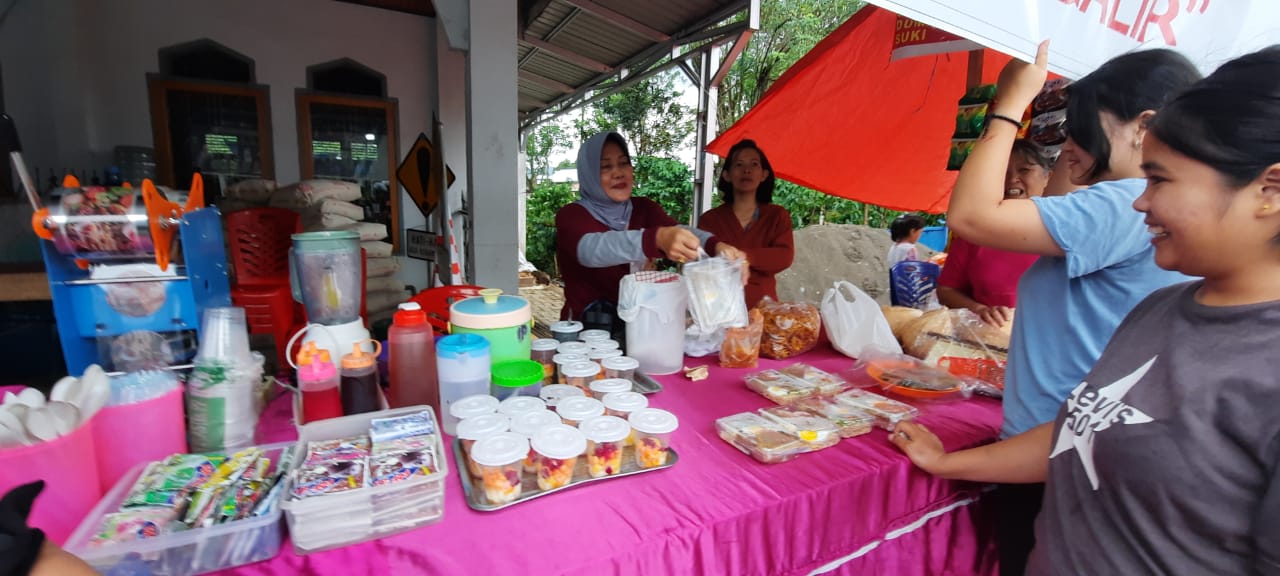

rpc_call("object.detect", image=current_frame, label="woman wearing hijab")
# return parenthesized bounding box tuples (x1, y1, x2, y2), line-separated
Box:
(555, 132, 745, 324)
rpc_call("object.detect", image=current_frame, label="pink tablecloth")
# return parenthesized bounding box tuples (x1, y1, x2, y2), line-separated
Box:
(225, 345, 1001, 575)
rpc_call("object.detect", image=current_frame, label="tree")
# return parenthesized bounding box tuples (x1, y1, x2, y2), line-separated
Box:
(524, 181, 578, 275)
(525, 123, 570, 190)
(574, 71, 693, 158)
(633, 157, 694, 225)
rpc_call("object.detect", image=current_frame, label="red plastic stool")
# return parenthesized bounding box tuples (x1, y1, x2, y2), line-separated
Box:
(408, 285, 485, 335)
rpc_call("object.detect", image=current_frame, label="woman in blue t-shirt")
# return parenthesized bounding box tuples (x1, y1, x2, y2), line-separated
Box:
(938, 43, 1199, 575)
(894, 45, 1280, 575)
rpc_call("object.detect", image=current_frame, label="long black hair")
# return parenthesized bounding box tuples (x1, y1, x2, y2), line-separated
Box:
(1066, 49, 1201, 182)
(717, 139, 776, 204)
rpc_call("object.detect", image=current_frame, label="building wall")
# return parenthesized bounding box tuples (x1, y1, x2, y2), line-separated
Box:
(0, 0, 438, 289)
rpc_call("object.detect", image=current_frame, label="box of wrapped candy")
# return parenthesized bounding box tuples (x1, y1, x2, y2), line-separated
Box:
(280, 406, 449, 554)
(63, 443, 294, 576)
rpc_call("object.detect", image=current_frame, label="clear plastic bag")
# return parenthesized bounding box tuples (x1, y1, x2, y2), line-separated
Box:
(756, 298, 822, 360)
(720, 308, 764, 368)
(899, 309, 1009, 386)
(855, 350, 1002, 402)
(683, 256, 749, 333)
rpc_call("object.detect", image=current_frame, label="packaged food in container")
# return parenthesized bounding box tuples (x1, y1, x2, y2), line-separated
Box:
(560, 361, 602, 396)
(577, 329, 610, 343)
(588, 378, 632, 401)
(756, 298, 822, 360)
(602, 355, 640, 382)
(720, 308, 763, 368)
(758, 406, 840, 448)
(510, 409, 561, 474)
(497, 395, 547, 418)
(714, 412, 807, 464)
(530, 338, 560, 383)
(539, 384, 585, 409)
(530, 424, 586, 490)
(833, 388, 918, 430)
(627, 408, 677, 469)
(779, 363, 849, 395)
(743, 369, 818, 405)
(555, 395, 604, 427)
(469, 432, 528, 505)
(578, 416, 630, 478)
(456, 414, 510, 476)
(791, 397, 874, 438)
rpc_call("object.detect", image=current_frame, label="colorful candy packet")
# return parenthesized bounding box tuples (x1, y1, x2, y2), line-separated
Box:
(369, 443, 436, 486)
(90, 508, 180, 546)
(370, 411, 435, 443)
(152, 453, 228, 493)
(303, 436, 370, 465)
(292, 460, 366, 499)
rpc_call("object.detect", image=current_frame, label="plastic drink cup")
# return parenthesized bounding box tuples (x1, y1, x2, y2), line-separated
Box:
(554, 396, 604, 428)
(530, 339, 559, 384)
(510, 410, 560, 474)
(588, 349, 622, 377)
(628, 408, 678, 469)
(469, 432, 528, 505)
(602, 356, 640, 383)
(561, 361, 601, 396)
(498, 396, 546, 418)
(549, 321, 583, 343)
(603, 391, 649, 445)
(552, 353, 586, 385)
(530, 425, 586, 491)
(449, 394, 500, 431)
(587, 339, 620, 351)
(556, 341, 590, 356)
(457, 413, 510, 477)
(577, 329, 611, 343)
(588, 378, 632, 401)
(196, 307, 252, 364)
(579, 416, 630, 478)
(538, 385, 585, 409)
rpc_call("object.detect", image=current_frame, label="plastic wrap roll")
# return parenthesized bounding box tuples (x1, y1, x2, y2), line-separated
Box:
(47, 186, 154, 260)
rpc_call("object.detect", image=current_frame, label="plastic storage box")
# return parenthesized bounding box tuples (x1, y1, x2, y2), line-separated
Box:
(281, 406, 449, 554)
(63, 443, 293, 576)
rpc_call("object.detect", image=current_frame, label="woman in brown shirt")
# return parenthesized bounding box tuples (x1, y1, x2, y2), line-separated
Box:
(698, 139, 795, 308)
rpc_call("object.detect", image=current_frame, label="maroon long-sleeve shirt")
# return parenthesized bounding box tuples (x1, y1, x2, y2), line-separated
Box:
(697, 203, 795, 308)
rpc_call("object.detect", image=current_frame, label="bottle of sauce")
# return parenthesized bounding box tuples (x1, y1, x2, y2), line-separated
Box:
(340, 341, 382, 416)
(298, 349, 343, 424)
(388, 302, 440, 418)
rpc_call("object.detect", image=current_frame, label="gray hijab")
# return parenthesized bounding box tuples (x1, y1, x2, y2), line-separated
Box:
(575, 132, 634, 231)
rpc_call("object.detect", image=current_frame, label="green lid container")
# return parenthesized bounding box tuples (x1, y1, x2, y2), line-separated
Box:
(490, 360, 545, 401)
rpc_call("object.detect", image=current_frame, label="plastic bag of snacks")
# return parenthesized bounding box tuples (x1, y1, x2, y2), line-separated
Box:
(898, 308, 1009, 370)
(720, 308, 764, 368)
(756, 298, 821, 360)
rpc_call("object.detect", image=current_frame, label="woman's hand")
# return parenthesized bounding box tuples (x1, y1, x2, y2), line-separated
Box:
(993, 40, 1050, 117)
(889, 421, 950, 476)
(715, 243, 751, 285)
(974, 305, 1014, 328)
(656, 226, 701, 263)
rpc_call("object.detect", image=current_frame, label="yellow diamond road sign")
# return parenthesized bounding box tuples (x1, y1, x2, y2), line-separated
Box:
(397, 133, 455, 217)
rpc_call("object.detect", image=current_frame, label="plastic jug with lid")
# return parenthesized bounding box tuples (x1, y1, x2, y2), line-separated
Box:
(297, 349, 343, 424)
(389, 302, 440, 417)
(340, 340, 383, 416)
(436, 334, 490, 435)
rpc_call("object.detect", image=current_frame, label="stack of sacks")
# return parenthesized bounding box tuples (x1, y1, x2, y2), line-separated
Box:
(219, 179, 277, 212)
(269, 180, 406, 319)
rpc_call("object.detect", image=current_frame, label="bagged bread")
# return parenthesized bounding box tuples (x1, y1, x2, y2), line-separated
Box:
(361, 241, 394, 259)
(366, 256, 400, 278)
(223, 179, 276, 204)
(341, 222, 389, 242)
(757, 298, 821, 360)
(880, 306, 924, 340)
(901, 309, 1009, 364)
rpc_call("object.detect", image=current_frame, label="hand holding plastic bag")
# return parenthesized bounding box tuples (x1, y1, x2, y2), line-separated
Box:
(684, 256, 749, 333)
(820, 281, 901, 359)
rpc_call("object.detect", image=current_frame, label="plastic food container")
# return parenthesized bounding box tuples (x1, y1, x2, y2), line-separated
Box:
(587, 339, 620, 351)
(281, 407, 449, 554)
(555, 396, 605, 428)
(556, 341, 590, 356)
(577, 329, 611, 343)
(833, 389, 918, 430)
(602, 391, 648, 446)
(627, 408, 678, 469)
(743, 369, 818, 405)
(552, 353, 587, 385)
(579, 416, 630, 478)
(469, 432, 529, 505)
(539, 384, 586, 409)
(792, 397, 875, 438)
(64, 443, 291, 575)
(759, 406, 841, 448)
(561, 361, 602, 395)
(530, 338, 560, 384)
(498, 396, 547, 418)
(510, 410, 561, 473)
(456, 414, 511, 477)
(490, 360, 544, 401)
(602, 356, 640, 382)
(589, 378, 632, 401)
(550, 320, 583, 343)
(588, 349, 623, 372)
(530, 425, 586, 491)
(715, 412, 807, 464)
(780, 363, 849, 395)
(449, 394, 500, 425)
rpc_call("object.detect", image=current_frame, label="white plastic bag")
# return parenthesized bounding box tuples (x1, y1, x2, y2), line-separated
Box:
(619, 271, 687, 375)
(683, 256, 748, 333)
(821, 281, 902, 359)
(684, 324, 724, 358)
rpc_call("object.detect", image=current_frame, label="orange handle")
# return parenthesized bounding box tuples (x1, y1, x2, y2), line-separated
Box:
(142, 179, 180, 271)
(30, 207, 52, 240)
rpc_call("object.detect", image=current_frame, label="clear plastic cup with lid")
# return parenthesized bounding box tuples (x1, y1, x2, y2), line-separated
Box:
(450, 394, 500, 424)
(555, 395, 605, 427)
(539, 384, 585, 409)
(560, 361, 602, 395)
(550, 320, 583, 343)
(589, 378, 633, 401)
(552, 353, 586, 384)
(457, 413, 510, 476)
(498, 395, 547, 418)
(587, 339, 620, 352)
(579, 416, 631, 478)
(602, 356, 640, 383)
(602, 391, 649, 445)
(530, 338, 560, 383)
(628, 408, 679, 469)
(510, 409, 561, 473)
(469, 432, 529, 505)
(588, 349, 623, 375)
(530, 424, 587, 490)
(556, 341, 590, 356)
(578, 329, 611, 343)
(490, 359, 545, 400)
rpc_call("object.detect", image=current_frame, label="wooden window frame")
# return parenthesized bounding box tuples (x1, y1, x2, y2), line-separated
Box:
(147, 74, 275, 188)
(295, 91, 400, 249)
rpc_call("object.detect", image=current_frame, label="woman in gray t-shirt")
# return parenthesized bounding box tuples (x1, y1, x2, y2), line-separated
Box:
(891, 46, 1280, 574)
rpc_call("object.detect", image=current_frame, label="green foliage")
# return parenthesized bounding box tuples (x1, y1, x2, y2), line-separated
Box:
(525, 124, 570, 188)
(633, 157, 694, 225)
(524, 182, 577, 274)
(574, 72, 693, 158)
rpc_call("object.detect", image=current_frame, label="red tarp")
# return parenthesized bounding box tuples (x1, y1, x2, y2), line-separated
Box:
(708, 6, 1010, 213)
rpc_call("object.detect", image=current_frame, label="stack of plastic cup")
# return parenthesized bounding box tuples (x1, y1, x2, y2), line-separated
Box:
(188, 306, 262, 452)
(196, 307, 253, 364)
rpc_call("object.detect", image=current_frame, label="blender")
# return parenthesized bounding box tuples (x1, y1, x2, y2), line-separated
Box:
(289, 231, 374, 363)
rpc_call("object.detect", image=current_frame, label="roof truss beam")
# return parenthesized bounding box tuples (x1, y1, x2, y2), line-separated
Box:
(560, 0, 670, 42)
(521, 34, 614, 73)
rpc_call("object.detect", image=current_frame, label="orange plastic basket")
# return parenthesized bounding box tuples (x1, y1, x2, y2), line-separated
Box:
(938, 357, 1006, 389)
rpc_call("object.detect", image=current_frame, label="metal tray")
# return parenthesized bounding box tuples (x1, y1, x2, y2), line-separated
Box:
(632, 370, 663, 394)
(454, 438, 677, 512)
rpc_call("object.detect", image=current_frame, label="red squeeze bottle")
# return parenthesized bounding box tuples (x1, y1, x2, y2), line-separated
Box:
(298, 349, 343, 424)
(388, 302, 440, 418)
